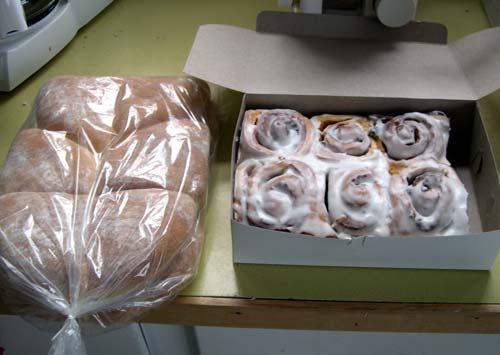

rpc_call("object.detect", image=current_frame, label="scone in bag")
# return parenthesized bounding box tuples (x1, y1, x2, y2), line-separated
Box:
(0, 76, 214, 354)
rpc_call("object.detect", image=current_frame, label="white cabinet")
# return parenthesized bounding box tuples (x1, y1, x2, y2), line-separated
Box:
(3, 317, 500, 355)
(194, 327, 500, 355)
(0, 315, 149, 355)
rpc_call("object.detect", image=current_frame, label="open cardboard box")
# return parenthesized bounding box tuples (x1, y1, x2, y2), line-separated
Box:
(185, 12, 500, 270)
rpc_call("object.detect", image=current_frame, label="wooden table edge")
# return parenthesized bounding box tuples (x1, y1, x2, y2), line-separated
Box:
(142, 296, 500, 334)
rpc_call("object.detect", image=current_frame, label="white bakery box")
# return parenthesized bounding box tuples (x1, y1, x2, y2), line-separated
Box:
(185, 12, 500, 270)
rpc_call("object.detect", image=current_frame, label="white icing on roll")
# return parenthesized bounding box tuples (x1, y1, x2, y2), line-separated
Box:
(323, 122, 370, 155)
(239, 109, 316, 159)
(370, 112, 450, 163)
(233, 159, 260, 223)
(389, 159, 469, 236)
(327, 156, 391, 239)
(311, 115, 374, 160)
(234, 158, 334, 238)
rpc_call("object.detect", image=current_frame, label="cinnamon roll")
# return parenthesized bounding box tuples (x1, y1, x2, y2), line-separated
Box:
(312, 115, 379, 160)
(389, 159, 469, 236)
(239, 109, 315, 159)
(327, 159, 391, 239)
(370, 111, 450, 162)
(234, 159, 334, 238)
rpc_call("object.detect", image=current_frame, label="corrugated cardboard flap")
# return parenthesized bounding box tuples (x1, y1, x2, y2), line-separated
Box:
(185, 15, 500, 100)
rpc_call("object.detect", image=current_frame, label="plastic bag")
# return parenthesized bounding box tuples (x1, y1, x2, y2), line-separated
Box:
(0, 76, 214, 354)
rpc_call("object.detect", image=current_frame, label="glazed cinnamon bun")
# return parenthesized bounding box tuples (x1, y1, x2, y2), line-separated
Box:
(239, 109, 315, 159)
(370, 111, 450, 163)
(311, 115, 379, 160)
(233, 158, 334, 237)
(389, 159, 468, 236)
(327, 158, 391, 239)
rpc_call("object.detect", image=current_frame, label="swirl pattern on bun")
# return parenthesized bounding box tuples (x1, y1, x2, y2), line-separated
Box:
(389, 159, 468, 236)
(234, 158, 334, 237)
(234, 108, 468, 240)
(327, 158, 391, 239)
(312, 115, 378, 160)
(239, 109, 315, 159)
(370, 111, 450, 163)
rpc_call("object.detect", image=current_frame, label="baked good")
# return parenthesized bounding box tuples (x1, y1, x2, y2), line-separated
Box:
(370, 111, 450, 163)
(327, 157, 391, 239)
(0, 192, 83, 303)
(311, 114, 381, 160)
(113, 77, 211, 135)
(36, 76, 124, 153)
(0, 189, 198, 320)
(0, 76, 211, 328)
(36, 76, 210, 153)
(239, 109, 315, 159)
(83, 189, 198, 300)
(99, 119, 210, 204)
(234, 158, 334, 237)
(234, 108, 468, 239)
(389, 159, 469, 236)
(167, 221, 204, 280)
(86, 220, 205, 326)
(0, 128, 97, 194)
(107, 221, 206, 322)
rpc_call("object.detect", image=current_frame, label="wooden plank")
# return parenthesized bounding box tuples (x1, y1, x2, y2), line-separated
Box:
(142, 296, 500, 334)
(3, 295, 500, 333)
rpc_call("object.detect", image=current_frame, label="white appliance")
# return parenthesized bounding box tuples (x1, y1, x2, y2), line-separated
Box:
(279, 0, 418, 28)
(0, 0, 113, 91)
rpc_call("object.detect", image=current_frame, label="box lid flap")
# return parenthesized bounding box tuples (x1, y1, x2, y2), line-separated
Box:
(450, 27, 500, 99)
(184, 14, 500, 100)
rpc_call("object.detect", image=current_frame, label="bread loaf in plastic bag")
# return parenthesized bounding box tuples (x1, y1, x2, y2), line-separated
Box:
(0, 76, 213, 354)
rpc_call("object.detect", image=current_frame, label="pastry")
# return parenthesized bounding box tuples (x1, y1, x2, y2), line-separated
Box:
(113, 77, 211, 135)
(234, 158, 334, 237)
(0, 128, 97, 194)
(99, 119, 210, 204)
(36, 76, 124, 153)
(239, 109, 315, 159)
(327, 157, 391, 238)
(234, 108, 468, 239)
(311, 114, 380, 160)
(370, 111, 450, 163)
(389, 159, 469, 236)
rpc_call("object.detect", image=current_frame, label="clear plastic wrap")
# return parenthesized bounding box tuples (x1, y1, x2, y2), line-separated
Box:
(0, 76, 214, 354)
